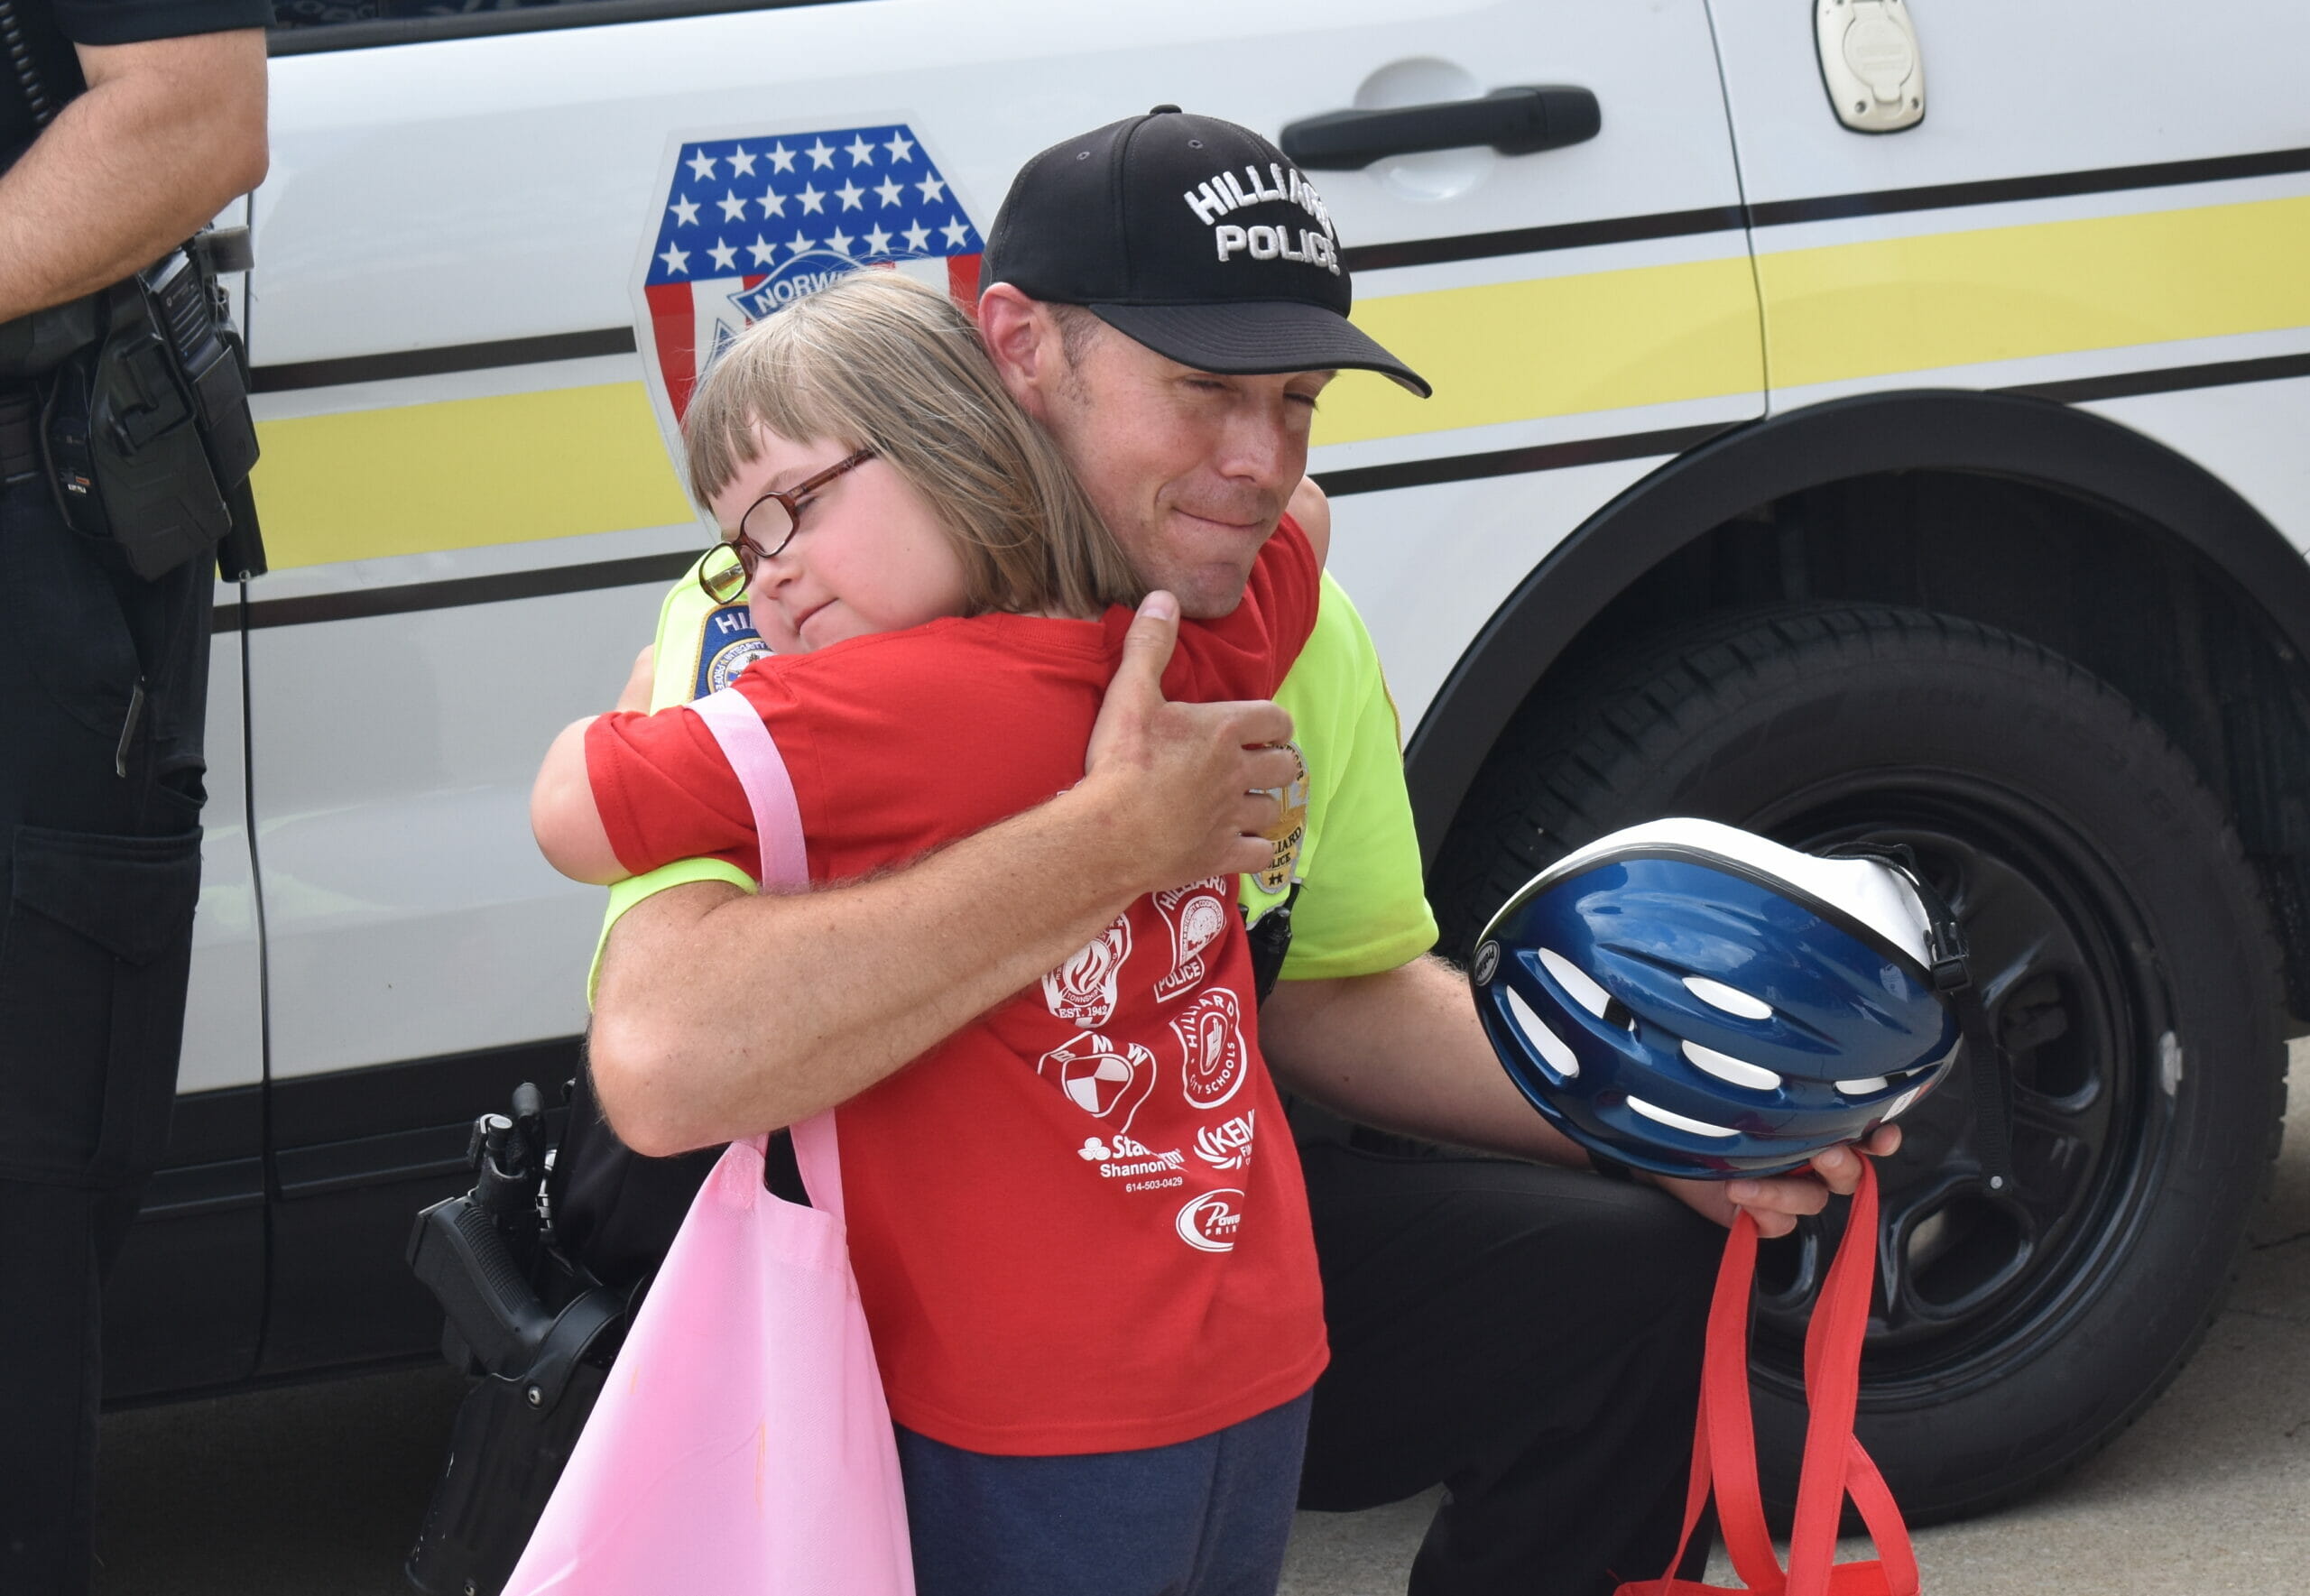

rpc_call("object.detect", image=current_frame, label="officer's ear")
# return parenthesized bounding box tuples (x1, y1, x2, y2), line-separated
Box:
(976, 285, 1062, 420)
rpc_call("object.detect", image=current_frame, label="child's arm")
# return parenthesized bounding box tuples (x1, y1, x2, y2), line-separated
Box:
(1288, 475, 1332, 567)
(531, 646, 658, 886)
(531, 716, 627, 884)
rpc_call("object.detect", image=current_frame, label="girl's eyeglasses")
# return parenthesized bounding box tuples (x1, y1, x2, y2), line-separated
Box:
(698, 447, 876, 604)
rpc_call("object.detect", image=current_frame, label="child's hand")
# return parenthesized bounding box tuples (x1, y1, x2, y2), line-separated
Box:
(614, 645, 656, 715)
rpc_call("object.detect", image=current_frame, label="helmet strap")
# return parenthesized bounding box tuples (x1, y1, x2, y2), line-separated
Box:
(1826, 843, 2017, 1195)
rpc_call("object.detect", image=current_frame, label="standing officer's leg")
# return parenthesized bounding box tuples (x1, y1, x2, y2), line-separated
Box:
(0, 438, 211, 1593)
(1294, 1140, 1719, 1596)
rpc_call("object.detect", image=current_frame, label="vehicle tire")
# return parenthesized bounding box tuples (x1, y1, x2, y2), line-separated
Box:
(1429, 604, 2288, 1523)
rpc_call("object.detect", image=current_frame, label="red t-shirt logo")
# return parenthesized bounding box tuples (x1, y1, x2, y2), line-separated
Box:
(1171, 988, 1247, 1110)
(1039, 1030, 1159, 1137)
(1176, 1189, 1246, 1252)
(1044, 915, 1132, 1027)
(1153, 880, 1231, 1001)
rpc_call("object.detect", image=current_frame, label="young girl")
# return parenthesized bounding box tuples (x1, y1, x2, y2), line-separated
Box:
(529, 271, 1327, 1596)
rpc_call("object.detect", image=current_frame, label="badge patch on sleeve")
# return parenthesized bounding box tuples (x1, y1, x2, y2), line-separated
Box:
(688, 601, 770, 700)
(634, 123, 986, 466)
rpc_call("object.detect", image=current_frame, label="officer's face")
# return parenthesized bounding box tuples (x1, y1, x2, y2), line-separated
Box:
(710, 424, 970, 652)
(1026, 317, 1332, 620)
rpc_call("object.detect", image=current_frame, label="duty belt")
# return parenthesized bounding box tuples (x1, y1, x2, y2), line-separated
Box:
(0, 383, 39, 486)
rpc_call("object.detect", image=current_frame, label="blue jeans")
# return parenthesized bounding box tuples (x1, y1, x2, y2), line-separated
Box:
(895, 1391, 1314, 1596)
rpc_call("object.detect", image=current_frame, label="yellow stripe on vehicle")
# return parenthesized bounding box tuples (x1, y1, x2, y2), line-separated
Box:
(1315, 254, 1765, 447)
(1756, 193, 2310, 389)
(248, 193, 2310, 573)
(251, 382, 693, 570)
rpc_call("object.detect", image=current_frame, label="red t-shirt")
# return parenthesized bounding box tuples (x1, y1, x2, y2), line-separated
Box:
(587, 517, 1326, 1453)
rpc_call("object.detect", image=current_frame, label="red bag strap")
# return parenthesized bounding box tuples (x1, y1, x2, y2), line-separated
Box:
(1784, 1162, 1916, 1596)
(1619, 1158, 1917, 1596)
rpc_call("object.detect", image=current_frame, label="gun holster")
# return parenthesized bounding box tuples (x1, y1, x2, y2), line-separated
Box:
(403, 1086, 629, 1596)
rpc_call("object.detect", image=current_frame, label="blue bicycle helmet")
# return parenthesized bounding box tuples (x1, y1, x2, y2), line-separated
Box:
(1470, 818, 1966, 1180)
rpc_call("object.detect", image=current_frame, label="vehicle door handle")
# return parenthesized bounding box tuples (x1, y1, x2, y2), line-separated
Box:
(1280, 87, 1600, 171)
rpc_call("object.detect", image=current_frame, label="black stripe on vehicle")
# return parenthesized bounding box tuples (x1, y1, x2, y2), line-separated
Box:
(241, 148, 2310, 392)
(210, 347, 2310, 631)
(268, 0, 840, 55)
(1315, 423, 1737, 498)
(270, 1037, 584, 1150)
(1747, 145, 2310, 228)
(1993, 349, 2310, 406)
(249, 328, 639, 393)
(1339, 206, 1746, 272)
(212, 549, 698, 632)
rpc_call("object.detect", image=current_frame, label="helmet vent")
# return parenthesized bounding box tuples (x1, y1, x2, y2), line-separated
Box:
(1835, 1075, 1892, 1094)
(1504, 985, 1580, 1079)
(1628, 1096, 1740, 1139)
(1682, 1040, 1782, 1092)
(1682, 975, 1773, 1021)
(1537, 947, 1614, 1021)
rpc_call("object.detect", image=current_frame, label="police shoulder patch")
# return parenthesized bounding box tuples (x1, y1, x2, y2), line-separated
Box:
(689, 602, 769, 700)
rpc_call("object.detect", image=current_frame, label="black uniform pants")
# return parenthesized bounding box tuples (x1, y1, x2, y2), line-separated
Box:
(0, 470, 210, 1596)
(1294, 1139, 1722, 1596)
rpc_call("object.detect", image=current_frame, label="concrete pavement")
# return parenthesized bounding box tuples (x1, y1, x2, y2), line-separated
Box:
(95, 1051, 2310, 1594)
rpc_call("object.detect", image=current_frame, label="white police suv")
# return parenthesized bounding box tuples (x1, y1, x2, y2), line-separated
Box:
(125, 0, 2310, 1526)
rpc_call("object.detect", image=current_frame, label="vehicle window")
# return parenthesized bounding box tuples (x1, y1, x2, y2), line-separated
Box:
(268, 0, 836, 51)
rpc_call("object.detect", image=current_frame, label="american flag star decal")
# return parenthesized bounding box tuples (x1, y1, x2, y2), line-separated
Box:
(640, 125, 984, 424)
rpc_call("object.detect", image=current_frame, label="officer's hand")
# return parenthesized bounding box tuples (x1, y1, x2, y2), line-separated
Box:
(1086, 591, 1298, 892)
(1654, 1124, 1902, 1239)
(614, 646, 656, 715)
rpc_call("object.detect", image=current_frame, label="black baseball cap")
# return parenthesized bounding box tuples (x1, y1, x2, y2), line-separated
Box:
(981, 106, 1431, 398)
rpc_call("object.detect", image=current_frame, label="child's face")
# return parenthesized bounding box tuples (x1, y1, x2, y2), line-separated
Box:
(711, 424, 971, 652)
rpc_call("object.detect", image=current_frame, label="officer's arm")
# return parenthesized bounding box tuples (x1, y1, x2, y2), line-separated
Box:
(0, 29, 269, 322)
(1263, 955, 1590, 1166)
(587, 595, 1299, 1156)
(1263, 956, 1897, 1237)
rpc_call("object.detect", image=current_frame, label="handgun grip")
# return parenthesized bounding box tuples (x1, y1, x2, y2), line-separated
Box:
(407, 1195, 555, 1378)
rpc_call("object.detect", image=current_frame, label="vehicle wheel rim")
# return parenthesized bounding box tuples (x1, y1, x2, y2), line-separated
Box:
(1737, 769, 2176, 1406)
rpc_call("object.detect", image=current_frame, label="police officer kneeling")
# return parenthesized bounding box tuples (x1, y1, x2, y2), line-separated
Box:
(1, 4, 266, 1589)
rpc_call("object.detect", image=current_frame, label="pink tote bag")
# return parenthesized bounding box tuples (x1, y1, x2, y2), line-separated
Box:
(504, 687, 915, 1595)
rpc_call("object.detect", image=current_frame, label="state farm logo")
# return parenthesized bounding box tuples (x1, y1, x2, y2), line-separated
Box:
(1196, 1111, 1255, 1172)
(1076, 1130, 1169, 1162)
(1176, 1189, 1245, 1253)
(1153, 879, 1231, 1001)
(1043, 915, 1131, 1027)
(1039, 1031, 1156, 1137)
(1171, 987, 1247, 1110)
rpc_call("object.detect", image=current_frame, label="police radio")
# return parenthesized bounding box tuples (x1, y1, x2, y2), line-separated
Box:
(45, 232, 267, 580)
(0, 0, 266, 581)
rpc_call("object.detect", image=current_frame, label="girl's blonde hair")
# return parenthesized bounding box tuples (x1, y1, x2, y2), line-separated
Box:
(684, 272, 1141, 619)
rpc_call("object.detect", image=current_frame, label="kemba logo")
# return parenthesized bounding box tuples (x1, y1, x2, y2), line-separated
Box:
(1176, 1189, 1245, 1253)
